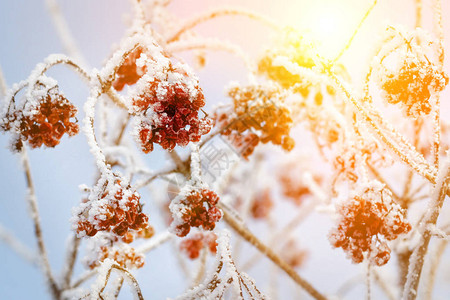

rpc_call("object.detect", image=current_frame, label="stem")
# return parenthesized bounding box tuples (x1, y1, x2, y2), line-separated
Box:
(431, 0, 444, 170)
(0, 64, 7, 98)
(21, 149, 61, 299)
(72, 270, 96, 288)
(98, 264, 144, 300)
(367, 163, 400, 201)
(415, 0, 422, 28)
(333, 0, 377, 62)
(61, 235, 80, 289)
(242, 199, 315, 271)
(373, 270, 397, 300)
(193, 247, 208, 286)
(0, 223, 36, 264)
(45, 0, 129, 111)
(366, 262, 372, 300)
(167, 38, 255, 74)
(219, 203, 327, 300)
(45, 0, 88, 67)
(327, 70, 436, 183)
(136, 231, 173, 253)
(82, 85, 112, 175)
(423, 239, 447, 300)
(166, 7, 280, 43)
(112, 276, 124, 299)
(401, 157, 450, 300)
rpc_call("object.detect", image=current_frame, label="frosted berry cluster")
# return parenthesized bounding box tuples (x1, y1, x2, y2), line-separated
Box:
(170, 188, 222, 237)
(379, 53, 448, 117)
(250, 188, 273, 219)
(257, 28, 316, 96)
(112, 47, 147, 91)
(279, 171, 320, 206)
(215, 84, 294, 159)
(132, 67, 212, 152)
(329, 181, 411, 266)
(280, 240, 308, 268)
(0, 84, 78, 151)
(84, 233, 146, 270)
(74, 174, 152, 243)
(179, 232, 217, 259)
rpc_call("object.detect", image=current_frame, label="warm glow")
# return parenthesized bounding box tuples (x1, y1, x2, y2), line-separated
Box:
(292, 1, 358, 58)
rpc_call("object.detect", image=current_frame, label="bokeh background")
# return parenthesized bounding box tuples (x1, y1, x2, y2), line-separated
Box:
(1, 0, 450, 299)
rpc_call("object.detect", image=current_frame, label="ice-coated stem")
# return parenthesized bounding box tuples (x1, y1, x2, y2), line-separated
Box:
(21, 148, 61, 299)
(401, 154, 450, 300)
(166, 7, 280, 43)
(219, 202, 328, 300)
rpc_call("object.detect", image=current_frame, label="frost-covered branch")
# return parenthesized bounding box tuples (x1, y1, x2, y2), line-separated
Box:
(167, 37, 255, 74)
(45, 0, 88, 68)
(21, 148, 60, 299)
(136, 230, 173, 253)
(0, 223, 36, 264)
(402, 153, 450, 300)
(219, 203, 327, 300)
(333, 0, 377, 62)
(61, 234, 81, 289)
(92, 260, 143, 300)
(0, 64, 7, 98)
(166, 7, 280, 43)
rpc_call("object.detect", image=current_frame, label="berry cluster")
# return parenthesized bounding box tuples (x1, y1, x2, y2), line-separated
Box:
(250, 188, 273, 219)
(179, 232, 217, 259)
(280, 240, 308, 268)
(170, 188, 222, 237)
(133, 68, 212, 152)
(86, 243, 145, 270)
(1, 85, 79, 151)
(112, 47, 147, 91)
(257, 28, 315, 96)
(379, 54, 448, 117)
(279, 171, 321, 206)
(328, 181, 411, 266)
(215, 84, 294, 159)
(74, 174, 153, 243)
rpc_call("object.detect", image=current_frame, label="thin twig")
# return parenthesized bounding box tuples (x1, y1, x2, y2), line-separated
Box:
(193, 247, 208, 286)
(327, 69, 437, 184)
(423, 239, 447, 300)
(219, 203, 327, 300)
(45, 0, 88, 67)
(367, 163, 400, 201)
(415, 0, 422, 28)
(431, 0, 444, 171)
(98, 264, 144, 300)
(21, 148, 60, 299)
(112, 276, 124, 299)
(401, 156, 450, 300)
(0, 223, 37, 264)
(72, 270, 96, 289)
(61, 234, 80, 289)
(333, 0, 377, 62)
(366, 262, 372, 300)
(136, 231, 173, 253)
(0, 64, 7, 98)
(167, 7, 280, 43)
(373, 270, 397, 300)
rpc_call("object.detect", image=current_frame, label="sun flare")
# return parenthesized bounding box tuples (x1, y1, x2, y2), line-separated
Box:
(293, 1, 358, 58)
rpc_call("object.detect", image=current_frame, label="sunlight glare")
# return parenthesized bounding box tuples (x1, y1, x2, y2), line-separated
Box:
(293, 1, 357, 58)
